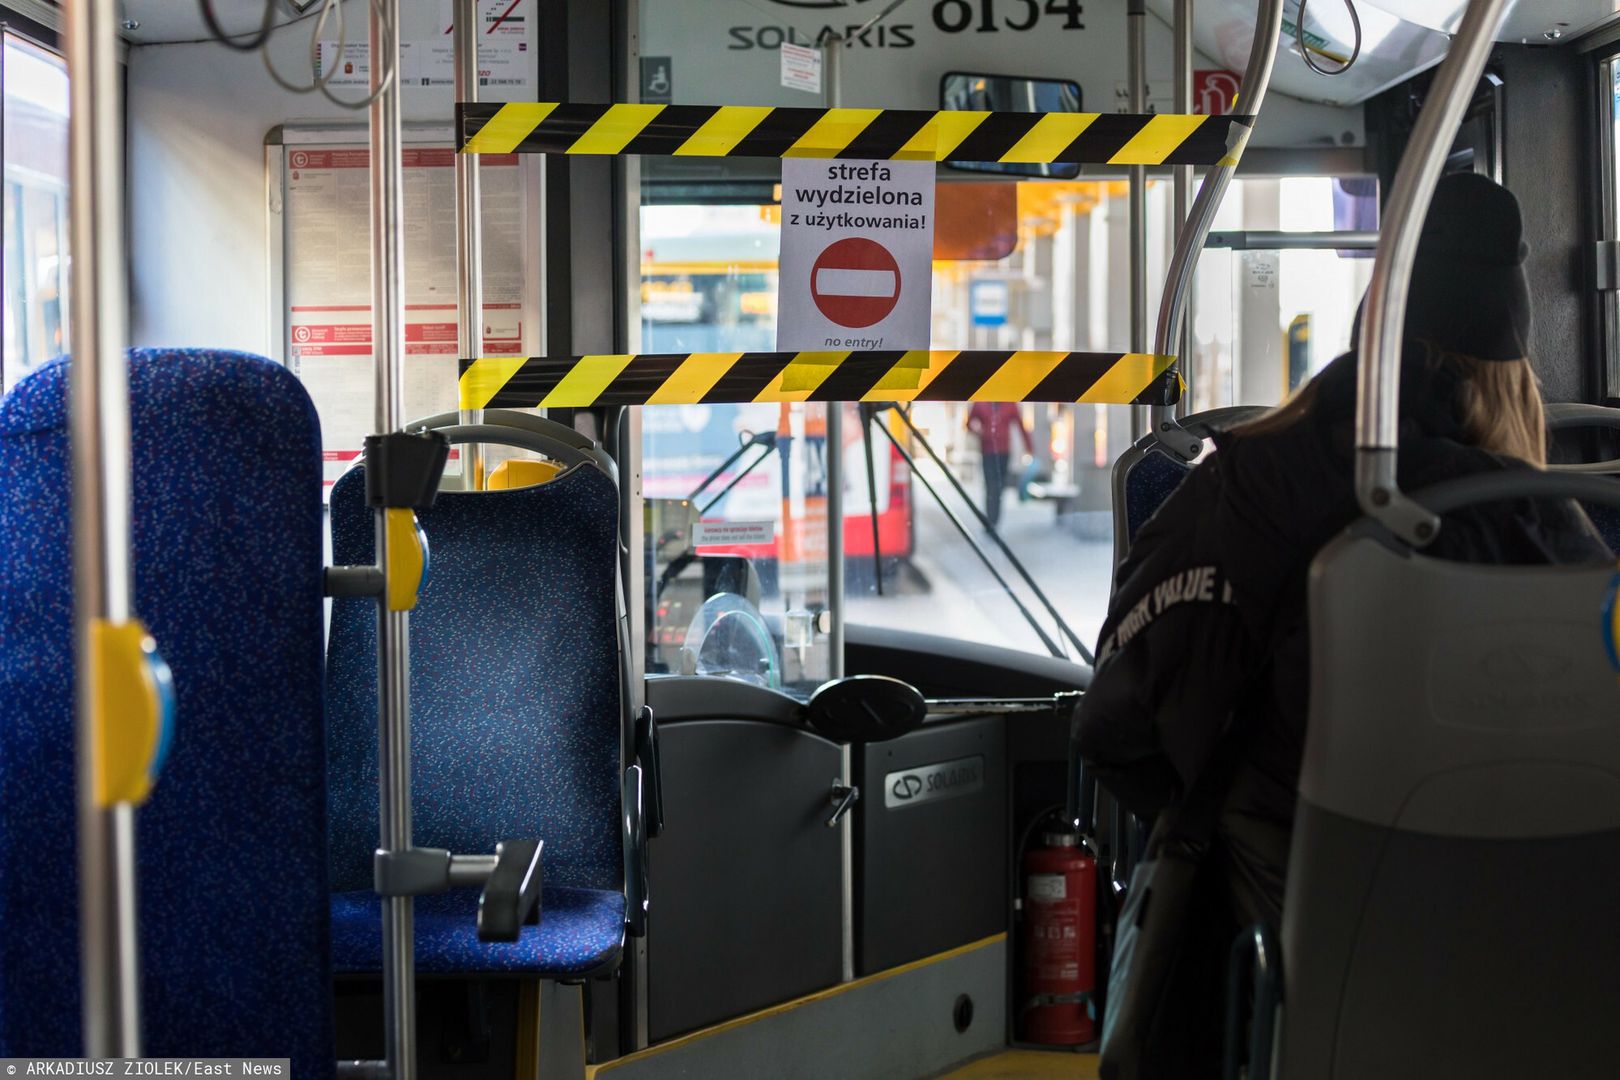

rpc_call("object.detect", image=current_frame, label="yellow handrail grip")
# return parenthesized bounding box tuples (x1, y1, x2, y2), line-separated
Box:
(488, 458, 565, 490)
(386, 508, 427, 612)
(91, 619, 163, 807)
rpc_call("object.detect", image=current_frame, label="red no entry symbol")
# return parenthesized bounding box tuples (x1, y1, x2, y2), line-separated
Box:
(812, 237, 901, 328)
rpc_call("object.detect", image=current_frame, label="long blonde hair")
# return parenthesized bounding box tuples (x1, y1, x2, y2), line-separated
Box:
(1234, 343, 1548, 467)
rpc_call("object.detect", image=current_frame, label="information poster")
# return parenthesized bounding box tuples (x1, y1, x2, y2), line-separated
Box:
(284, 146, 532, 492)
(317, 0, 534, 90)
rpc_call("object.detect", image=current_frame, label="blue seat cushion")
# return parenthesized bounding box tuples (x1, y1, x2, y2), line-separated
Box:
(0, 351, 331, 1070)
(330, 888, 624, 976)
(325, 464, 624, 897)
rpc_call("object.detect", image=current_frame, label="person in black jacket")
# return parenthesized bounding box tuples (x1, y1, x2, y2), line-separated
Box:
(1073, 173, 1613, 1076)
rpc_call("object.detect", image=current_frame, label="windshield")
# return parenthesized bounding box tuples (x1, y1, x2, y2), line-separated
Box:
(640, 176, 1376, 664)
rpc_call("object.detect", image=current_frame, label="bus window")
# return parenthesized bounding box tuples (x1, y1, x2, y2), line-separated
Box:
(639, 205, 836, 694)
(1189, 176, 1379, 411)
(846, 181, 1176, 653)
(639, 176, 1378, 656)
(1, 31, 70, 391)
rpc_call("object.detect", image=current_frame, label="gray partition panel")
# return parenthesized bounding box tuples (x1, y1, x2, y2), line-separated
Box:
(858, 717, 1008, 976)
(648, 719, 844, 1043)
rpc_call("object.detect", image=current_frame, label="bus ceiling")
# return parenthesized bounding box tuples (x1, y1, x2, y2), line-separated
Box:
(114, 1, 1620, 120)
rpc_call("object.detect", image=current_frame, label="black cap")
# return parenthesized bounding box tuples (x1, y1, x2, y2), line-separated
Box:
(1355, 172, 1532, 362)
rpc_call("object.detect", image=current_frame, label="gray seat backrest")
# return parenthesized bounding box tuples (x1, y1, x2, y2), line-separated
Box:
(1279, 533, 1620, 1078)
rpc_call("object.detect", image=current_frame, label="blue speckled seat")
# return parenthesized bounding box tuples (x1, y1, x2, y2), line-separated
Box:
(1123, 448, 1194, 544)
(325, 462, 626, 976)
(0, 351, 332, 1071)
(1584, 500, 1620, 552)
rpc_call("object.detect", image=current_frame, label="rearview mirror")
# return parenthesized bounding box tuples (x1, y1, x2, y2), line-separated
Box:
(940, 71, 1083, 181)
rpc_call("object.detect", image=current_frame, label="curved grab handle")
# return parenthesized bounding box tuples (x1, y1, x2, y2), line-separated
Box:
(1547, 403, 1620, 432)
(1412, 472, 1620, 517)
(1179, 405, 1270, 441)
(1225, 923, 1282, 1080)
(410, 408, 594, 450)
(623, 765, 649, 937)
(634, 708, 664, 840)
(1545, 404, 1620, 476)
(430, 423, 601, 471)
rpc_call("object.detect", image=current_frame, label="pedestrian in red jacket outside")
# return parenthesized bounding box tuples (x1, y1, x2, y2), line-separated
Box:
(966, 401, 1029, 530)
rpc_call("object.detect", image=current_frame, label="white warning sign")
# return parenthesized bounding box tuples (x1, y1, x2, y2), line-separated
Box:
(779, 42, 822, 94)
(777, 159, 934, 351)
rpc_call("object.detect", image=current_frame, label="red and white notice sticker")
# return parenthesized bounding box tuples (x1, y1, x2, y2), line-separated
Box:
(693, 520, 778, 548)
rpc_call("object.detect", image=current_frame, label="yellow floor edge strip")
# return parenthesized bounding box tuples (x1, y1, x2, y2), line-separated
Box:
(587, 933, 1008, 1077)
(936, 1048, 1100, 1080)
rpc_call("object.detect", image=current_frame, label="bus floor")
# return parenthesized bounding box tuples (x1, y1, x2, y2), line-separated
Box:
(938, 1050, 1099, 1079)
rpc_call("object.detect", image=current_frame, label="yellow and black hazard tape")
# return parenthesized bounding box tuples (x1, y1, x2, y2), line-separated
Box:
(458, 103, 1254, 167)
(458, 351, 1179, 410)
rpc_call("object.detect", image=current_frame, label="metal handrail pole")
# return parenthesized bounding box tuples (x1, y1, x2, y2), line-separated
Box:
(369, 2, 417, 1078)
(1128, 0, 1148, 441)
(1357, 0, 1512, 539)
(1150, 0, 1287, 441)
(454, 0, 486, 490)
(1174, 0, 1194, 415)
(66, 0, 141, 1054)
(1207, 229, 1379, 250)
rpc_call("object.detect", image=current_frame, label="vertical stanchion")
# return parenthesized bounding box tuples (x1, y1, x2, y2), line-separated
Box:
(1150, 0, 1285, 442)
(821, 28, 854, 988)
(1173, 0, 1194, 416)
(455, 0, 486, 490)
(1127, 0, 1148, 442)
(1357, 0, 1510, 535)
(66, 0, 142, 1056)
(369, 3, 417, 1078)
(823, 34, 846, 687)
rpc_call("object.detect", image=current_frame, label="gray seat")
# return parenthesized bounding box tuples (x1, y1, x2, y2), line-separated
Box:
(1273, 506, 1620, 1078)
(1545, 403, 1620, 551)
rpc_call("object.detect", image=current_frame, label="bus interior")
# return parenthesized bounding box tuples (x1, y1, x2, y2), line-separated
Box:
(3, 0, 1620, 1077)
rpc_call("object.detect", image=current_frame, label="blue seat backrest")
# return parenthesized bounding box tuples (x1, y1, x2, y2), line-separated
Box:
(1123, 448, 1195, 545)
(0, 350, 332, 1070)
(325, 464, 623, 895)
(1583, 501, 1620, 553)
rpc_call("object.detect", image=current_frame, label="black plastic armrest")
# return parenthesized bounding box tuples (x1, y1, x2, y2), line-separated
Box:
(1225, 922, 1282, 1080)
(634, 706, 663, 839)
(623, 765, 649, 937)
(477, 839, 543, 943)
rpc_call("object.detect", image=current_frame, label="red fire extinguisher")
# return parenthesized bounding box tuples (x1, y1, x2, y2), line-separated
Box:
(1022, 829, 1097, 1045)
